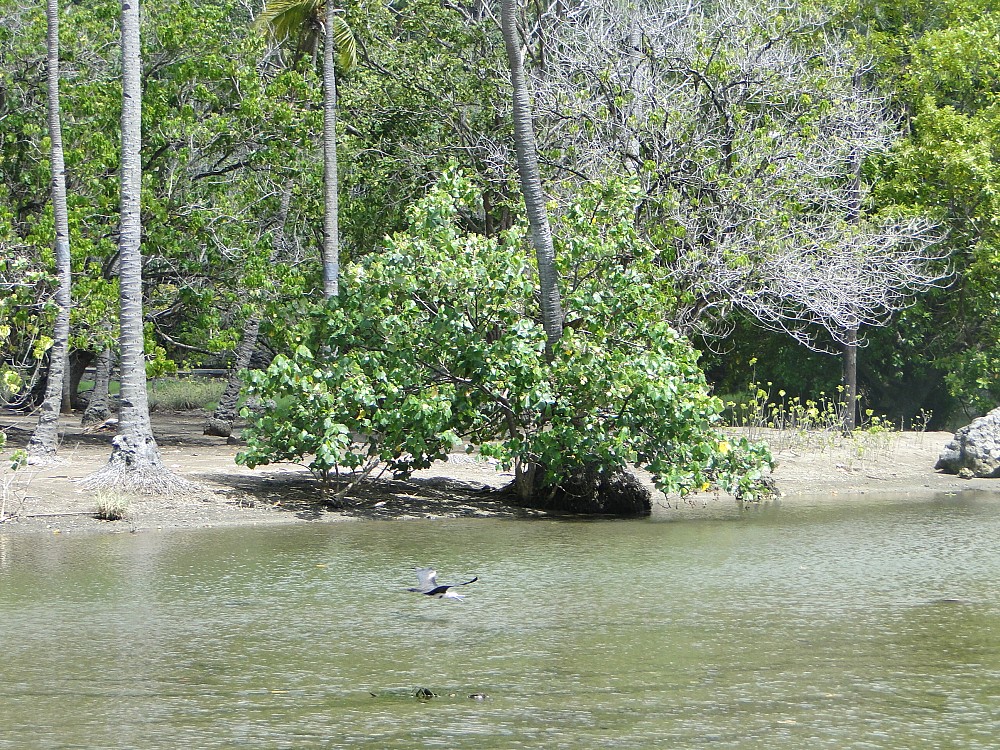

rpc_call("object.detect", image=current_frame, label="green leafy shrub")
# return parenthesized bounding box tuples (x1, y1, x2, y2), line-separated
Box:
(237, 173, 772, 504)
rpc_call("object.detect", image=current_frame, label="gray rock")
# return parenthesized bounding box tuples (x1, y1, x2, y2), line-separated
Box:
(936, 406, 1000, 477)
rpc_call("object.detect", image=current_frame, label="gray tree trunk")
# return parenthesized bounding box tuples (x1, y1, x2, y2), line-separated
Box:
(501, 0, 565, 502)
(84, 0, 190, 493)
(27, 0, 73, 462)
(501, 0, 563, 352)
(205, 181, 291, 438)
(204, 316, 259, 438)
(81, 345, 115, 426)
(841, 144, 863, 433)
(842, 325, 858, 432)
(321, 0, 339, 298)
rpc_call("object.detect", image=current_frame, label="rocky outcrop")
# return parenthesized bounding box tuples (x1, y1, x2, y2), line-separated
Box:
(936, 407, 1000, 477)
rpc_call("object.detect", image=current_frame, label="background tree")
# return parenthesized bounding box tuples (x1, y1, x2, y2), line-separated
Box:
(526, 0, 943, 423)
(857, 0, 1000, 422)
(256, 0, 356, 298)
(84, 0, 188, 493)
(26, 0, 73, 461)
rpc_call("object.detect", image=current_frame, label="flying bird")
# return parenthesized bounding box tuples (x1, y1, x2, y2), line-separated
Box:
(408, 567, 478, 600)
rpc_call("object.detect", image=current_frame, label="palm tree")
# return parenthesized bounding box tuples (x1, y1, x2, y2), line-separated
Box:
(27, 0, 73, 462)
(85, 0, 188, 493)
(500, 0, 563, 353)
(256, 0, 356, 299)
(500, 0, 565, 499)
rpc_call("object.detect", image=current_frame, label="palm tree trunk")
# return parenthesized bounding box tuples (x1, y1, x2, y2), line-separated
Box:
(501, 0, 563, 352)
(321, 0, 339, 298)
(81, 344, 115, 426)
(27, 0, 73, 462)
(501, 0, 564, 501)
(84, 0, 190, 493)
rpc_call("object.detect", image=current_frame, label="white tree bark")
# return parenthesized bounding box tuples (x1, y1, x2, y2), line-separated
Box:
(501, 0, 564, 352)
(27, 0, 73, 462)
(84, 0, 192, 493)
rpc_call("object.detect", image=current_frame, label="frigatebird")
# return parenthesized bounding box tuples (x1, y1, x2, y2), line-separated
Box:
(408, 567, 478, 600)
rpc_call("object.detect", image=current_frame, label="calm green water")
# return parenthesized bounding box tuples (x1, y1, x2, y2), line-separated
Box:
(2, 493, 1000, 749)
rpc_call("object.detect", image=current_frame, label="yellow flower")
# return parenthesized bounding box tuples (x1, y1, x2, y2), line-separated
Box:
(717, 440, 730, 455)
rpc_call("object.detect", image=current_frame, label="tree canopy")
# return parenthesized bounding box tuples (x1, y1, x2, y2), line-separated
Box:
(1, 0, 997, 505)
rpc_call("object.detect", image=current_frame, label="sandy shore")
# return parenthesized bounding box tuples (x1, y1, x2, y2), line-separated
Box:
(0, 411, 994, 535)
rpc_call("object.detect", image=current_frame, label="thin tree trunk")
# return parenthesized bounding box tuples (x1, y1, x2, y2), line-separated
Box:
(68, 349, 96, 410)
(84, 0, 190, 493)
(321, 0, 339, 298)
(27, 0, 73, 462)
(205, 181, 292, 437)
(842, 326, 858, 432)
(501, 0, 563, 352)
(81, 345, 115, 426)
(841, 143, 862, 434)
(204, 316, 260, 438)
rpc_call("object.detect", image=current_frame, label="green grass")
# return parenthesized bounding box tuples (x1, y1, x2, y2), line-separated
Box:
(148, 377, 227, 411)
(80, 376, 228, 411)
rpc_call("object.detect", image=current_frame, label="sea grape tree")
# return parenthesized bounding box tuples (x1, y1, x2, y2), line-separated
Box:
(237, 173, 773, 509)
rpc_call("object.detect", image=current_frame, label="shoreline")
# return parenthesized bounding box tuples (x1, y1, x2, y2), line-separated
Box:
(0, 411, 995, 536)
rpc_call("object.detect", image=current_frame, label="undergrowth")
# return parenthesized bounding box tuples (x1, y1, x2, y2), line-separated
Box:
(148, 377, 226, 411)
(0, 447, 29, 523)
(93, 490, 133, 521)
(723, 364, 931, 469)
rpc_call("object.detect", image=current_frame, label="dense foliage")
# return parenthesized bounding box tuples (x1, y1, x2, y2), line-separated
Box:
(2, 0, 1000, 497)
(237, 175, 773, 501)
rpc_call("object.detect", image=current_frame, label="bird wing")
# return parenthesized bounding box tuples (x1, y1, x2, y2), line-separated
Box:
(426, 576, 478, 596)
(413, 567, 439, 592)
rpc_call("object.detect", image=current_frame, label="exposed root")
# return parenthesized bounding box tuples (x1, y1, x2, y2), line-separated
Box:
(82, 460, 199, 495)
(25, 451, 66, 468)
(81, 434, 200, 496)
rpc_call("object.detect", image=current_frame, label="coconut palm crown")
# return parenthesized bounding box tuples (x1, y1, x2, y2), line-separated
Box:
(255, 0, 356, 70)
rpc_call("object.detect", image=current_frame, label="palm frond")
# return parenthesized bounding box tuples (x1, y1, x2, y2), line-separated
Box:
(255, 0, 321, 44)
(256, 0, 357, 72)
(331, 16, 357, 71)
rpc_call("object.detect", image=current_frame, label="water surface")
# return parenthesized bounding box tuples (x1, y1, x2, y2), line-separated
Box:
(2, 493, 999, 749)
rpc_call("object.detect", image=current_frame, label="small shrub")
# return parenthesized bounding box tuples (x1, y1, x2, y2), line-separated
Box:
(93, 491, 132, 521)
(723, 362, 903, 467)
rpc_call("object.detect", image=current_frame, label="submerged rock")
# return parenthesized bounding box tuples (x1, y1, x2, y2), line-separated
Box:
(936, 406, 1000, 478)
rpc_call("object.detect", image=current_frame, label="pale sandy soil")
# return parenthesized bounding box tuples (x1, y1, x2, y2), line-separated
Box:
(0, 410, 993, 535)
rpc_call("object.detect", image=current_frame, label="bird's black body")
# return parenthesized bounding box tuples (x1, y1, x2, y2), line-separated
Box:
(408, 568, 478, 599)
